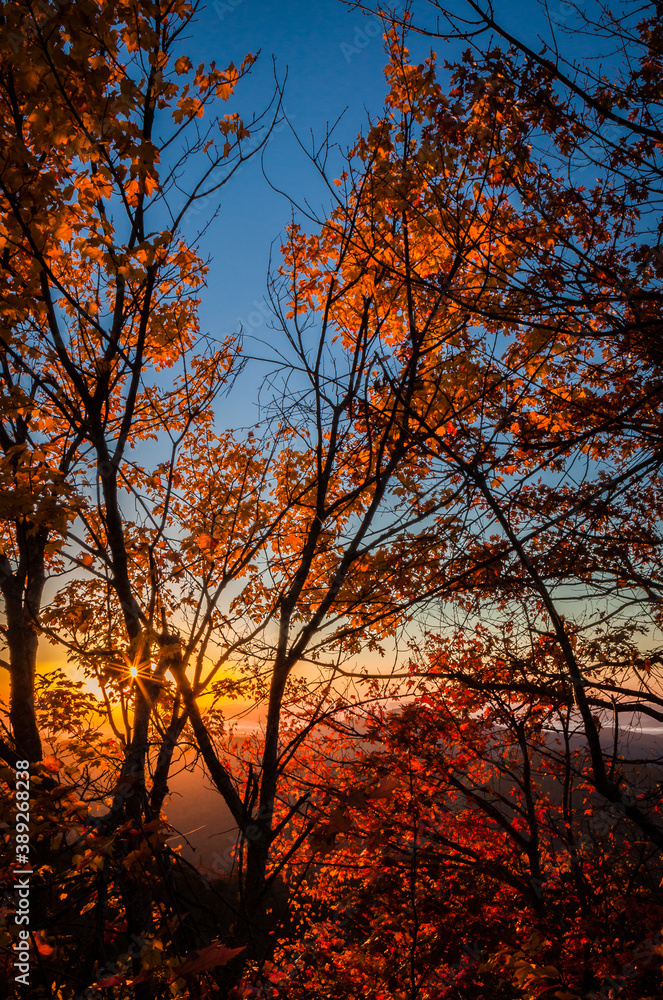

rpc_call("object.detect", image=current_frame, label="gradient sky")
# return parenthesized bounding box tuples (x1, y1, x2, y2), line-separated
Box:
(172, 0, 593, 426)
(184, 0, 407, 358)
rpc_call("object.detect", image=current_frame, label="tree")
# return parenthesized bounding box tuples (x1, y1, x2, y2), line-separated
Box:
(3, 2, 663, 996)
(158, 10, 663, 974)
(0, 0, 264, 766)
(226, 9, 663, 994)
(0, 0, 279, 991)
(1, 2, 481, 986)
(321, 2, 663, 841)
(262, 657, 663, 1000)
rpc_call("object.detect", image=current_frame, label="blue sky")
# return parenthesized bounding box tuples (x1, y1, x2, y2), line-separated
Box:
(182, 0, 406, 359)
(172, 0, 593, 425)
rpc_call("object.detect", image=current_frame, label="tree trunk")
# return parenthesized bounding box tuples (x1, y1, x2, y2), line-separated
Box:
(150, 701, 188, 815)
(1, 532, 45, 763)
(239, 659, 290, 957)
(8, 618, 42, 762)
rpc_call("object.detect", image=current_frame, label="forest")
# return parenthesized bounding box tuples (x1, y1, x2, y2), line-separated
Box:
(1, 0, 663, 997)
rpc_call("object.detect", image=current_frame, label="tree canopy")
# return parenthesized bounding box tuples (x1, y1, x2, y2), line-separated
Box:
(1, 1, 662, 998)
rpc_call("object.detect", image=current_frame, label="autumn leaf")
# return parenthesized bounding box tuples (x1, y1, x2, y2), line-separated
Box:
(367, 775, 400, 800)
(94, 974, 125, 988)
(170, 942, 245, 978)
(41, 756, 63, 774)
(34, 930, 56, 956)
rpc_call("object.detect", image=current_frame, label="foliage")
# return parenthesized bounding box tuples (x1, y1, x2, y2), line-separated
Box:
(1, 1, 663, 998)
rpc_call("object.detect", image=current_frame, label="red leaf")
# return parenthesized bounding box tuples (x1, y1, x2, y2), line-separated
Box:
(170, 941, 245, 978)
(95, 974, 125, 987)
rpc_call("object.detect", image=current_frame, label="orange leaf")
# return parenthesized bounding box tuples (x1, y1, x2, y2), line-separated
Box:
(41, 756, 62, 774)
(174, 56, 192, 75)
(34, 930, 55, 956)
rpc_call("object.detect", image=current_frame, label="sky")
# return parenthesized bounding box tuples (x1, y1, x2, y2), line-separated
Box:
(181, 0, 409, 371)
(167, 0, 596, 426)
(19, 0, 659, 779)
(27, 0, 605, 688)
(174, 4, 478, 386)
